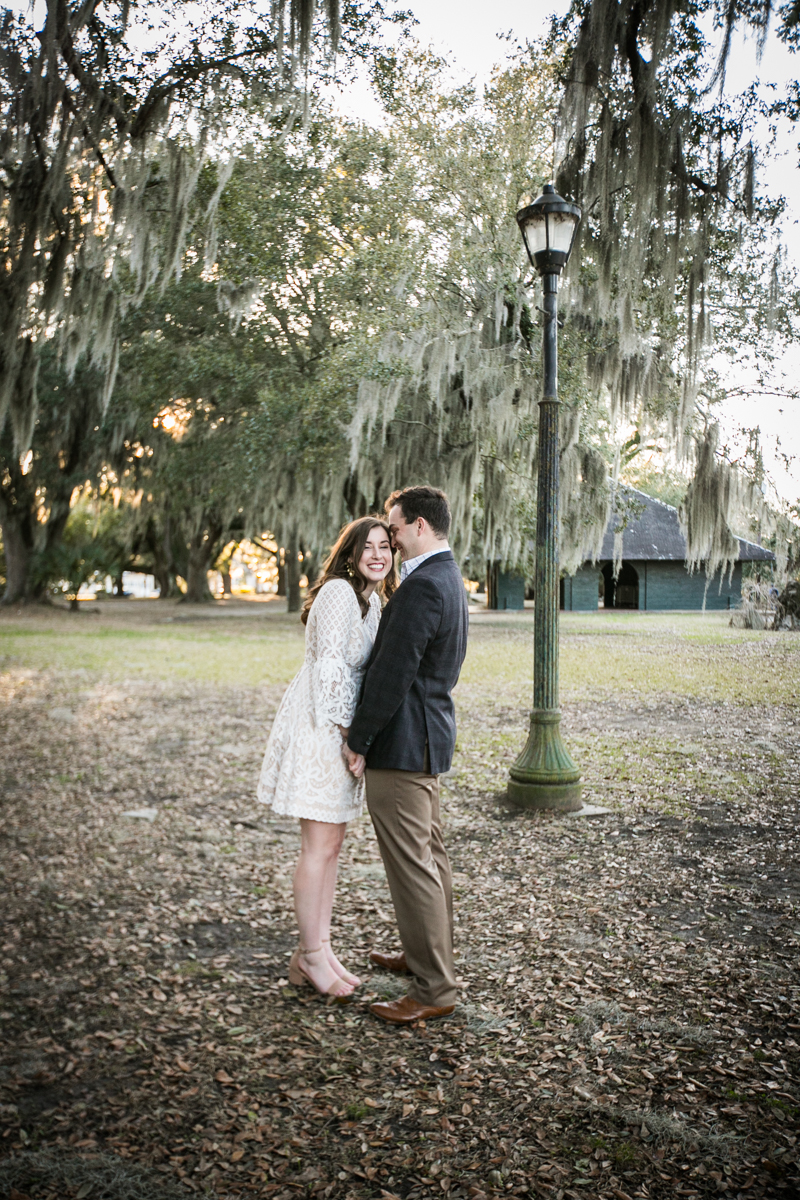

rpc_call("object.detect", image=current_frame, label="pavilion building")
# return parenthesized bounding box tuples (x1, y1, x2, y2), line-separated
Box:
(560, 488, 774, 612)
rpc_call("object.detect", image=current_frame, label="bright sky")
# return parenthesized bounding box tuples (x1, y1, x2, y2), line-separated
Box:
(398, 0, 561, 74)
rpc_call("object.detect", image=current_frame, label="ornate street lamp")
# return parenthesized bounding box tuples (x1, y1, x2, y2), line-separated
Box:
(508, 184, 583, 812)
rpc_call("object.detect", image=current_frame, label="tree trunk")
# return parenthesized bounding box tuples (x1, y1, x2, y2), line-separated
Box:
(486, 561, 497, 609)
(276, 548, 287, 596)
(182, 523, 223, 603)
(145, 516, 180, 598)
(113, 572, 125, 597)
(221, 569, 232, 596)
(0, 516, 31, 604)
(0, 510, 36, 604)
(154, 564, 179, 599)
(0, 377, 95, 606)
(286, 535, 301, 613)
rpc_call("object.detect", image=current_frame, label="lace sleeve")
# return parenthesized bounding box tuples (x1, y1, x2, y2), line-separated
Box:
(309, 581, 361, 726)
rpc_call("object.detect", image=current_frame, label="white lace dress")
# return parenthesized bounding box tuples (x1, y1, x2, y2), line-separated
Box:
(257, 580, 381, 823)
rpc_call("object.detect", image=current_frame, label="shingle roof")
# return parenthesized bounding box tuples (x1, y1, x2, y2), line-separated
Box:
(591, 487, 774, 563)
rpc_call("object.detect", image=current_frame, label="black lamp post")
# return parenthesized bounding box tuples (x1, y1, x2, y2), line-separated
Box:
(508, 183, 583, 811)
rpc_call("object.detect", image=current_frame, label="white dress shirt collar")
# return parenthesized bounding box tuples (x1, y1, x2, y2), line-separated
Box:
(399, 545, 450, 582)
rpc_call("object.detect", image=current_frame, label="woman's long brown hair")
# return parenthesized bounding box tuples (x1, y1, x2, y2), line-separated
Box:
(300, 517, 397, 625)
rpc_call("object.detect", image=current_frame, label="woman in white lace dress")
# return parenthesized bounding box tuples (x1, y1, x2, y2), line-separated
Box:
(257, 517, 396, 999)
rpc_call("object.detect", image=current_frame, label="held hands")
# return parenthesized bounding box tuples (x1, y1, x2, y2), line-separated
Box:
(343, 743, 366, 779)
(338, 726, 365, 777)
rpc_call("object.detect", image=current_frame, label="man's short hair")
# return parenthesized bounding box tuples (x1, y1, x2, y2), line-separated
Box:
(385, 486, 451, 539)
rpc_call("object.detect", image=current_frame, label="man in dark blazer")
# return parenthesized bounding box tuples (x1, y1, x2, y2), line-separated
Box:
(345, 486, 469, 1024)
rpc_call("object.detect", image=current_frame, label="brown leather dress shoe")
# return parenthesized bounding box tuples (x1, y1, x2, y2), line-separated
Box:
(369, 995, 455, 1025)
(369, 949, 408, 974)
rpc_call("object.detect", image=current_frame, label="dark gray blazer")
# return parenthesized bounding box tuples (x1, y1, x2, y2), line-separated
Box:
(348, 550, 469, 774)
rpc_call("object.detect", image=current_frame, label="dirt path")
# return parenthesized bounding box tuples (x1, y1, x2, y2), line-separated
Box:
(0, 602, 798, 1200)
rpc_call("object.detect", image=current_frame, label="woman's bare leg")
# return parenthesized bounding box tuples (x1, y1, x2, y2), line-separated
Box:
(293, 819, 353, 995)
(318, 827, 361, 985)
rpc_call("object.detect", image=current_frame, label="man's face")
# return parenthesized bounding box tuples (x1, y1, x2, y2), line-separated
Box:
(387, 504, 423, 561)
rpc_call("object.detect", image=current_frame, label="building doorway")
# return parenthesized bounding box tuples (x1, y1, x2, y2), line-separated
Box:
(601, 562, 639, 609)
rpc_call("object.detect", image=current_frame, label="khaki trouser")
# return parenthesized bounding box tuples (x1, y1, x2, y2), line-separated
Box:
(365, 763, 456, 1008)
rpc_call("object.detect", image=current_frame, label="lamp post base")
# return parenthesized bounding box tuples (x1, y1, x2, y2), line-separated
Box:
(507, 709, 582, 812)
(507, 778, 583, 811)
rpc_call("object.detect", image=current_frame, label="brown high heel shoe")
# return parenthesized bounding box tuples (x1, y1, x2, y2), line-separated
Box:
(288, 947, 354, 1002)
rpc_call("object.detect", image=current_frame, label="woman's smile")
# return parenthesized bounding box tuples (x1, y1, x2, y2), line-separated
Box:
(358, 530, 393, 581)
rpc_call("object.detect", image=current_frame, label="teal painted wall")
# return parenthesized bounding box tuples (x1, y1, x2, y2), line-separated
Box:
(488, 568, 526, 610)
(562, 561, 743, 611)
(496, 571, 525, 610)
(642, 561, 742, 610)
(561, 569, 601, 611)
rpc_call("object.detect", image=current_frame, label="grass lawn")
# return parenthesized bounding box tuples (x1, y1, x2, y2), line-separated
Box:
(0, 598, 798, 1200)
(2, 603, 797, 701)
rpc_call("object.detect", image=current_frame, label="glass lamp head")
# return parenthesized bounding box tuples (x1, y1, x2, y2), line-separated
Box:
(516, 183, 581, 276)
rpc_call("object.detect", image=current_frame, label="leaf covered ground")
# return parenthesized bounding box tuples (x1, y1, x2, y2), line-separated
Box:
(0, 600, 798, 1200)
